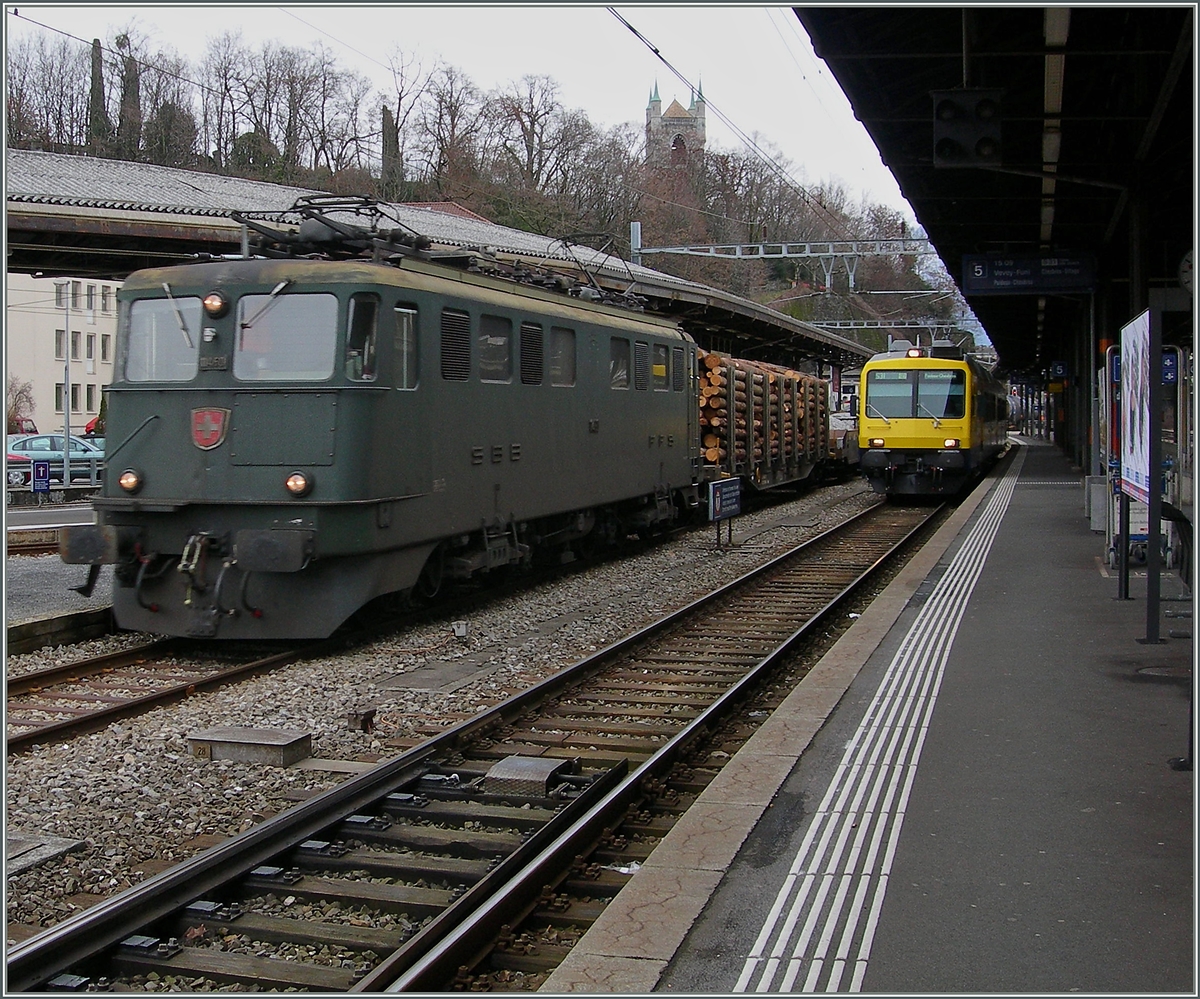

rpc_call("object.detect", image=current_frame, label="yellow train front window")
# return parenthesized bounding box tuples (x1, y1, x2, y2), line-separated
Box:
(918, 370, 966, 419)
(866, 369, 965, 419)
(866, 370, 913, 419)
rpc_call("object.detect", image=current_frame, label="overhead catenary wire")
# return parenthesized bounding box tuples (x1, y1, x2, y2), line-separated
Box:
(762, 8, 848, 134)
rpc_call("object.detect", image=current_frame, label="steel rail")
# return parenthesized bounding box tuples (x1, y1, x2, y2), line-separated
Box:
(6, 639, 182, 696)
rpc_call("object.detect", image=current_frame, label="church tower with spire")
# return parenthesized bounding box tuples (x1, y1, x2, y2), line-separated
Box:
(645, 79, 706, 166)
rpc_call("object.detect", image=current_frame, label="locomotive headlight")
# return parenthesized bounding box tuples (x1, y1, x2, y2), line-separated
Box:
(869, 438, 886, 448)
(285, 471, 314, 497)
(118, 468, 144, 494)
(943, 438, 961, 448)
(202, 291, 229, 318)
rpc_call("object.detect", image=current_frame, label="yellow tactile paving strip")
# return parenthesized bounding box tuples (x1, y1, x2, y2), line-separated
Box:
(541, 473, 997, 993)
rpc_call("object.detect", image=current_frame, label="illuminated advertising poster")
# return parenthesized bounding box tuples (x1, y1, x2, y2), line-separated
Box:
(1119, 309, 1151, 503)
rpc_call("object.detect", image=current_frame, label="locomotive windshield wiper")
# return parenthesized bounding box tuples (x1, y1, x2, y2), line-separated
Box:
(161, 282, 194, 349)
(865, 403, 891, 425)
(240, 280, 292, 336)
(917, 403, 942, 427)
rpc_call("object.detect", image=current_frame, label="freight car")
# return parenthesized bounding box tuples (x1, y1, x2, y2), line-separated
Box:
(857, 339, 1007, 496)
(61, 196, 835, 639)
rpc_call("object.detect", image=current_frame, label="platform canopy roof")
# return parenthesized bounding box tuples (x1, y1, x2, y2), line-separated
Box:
(5, 148, 871, 368)
(796, 6, 1194, 376)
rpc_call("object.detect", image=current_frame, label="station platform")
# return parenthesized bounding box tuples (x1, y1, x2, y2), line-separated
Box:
(543, 438, 1194, 994)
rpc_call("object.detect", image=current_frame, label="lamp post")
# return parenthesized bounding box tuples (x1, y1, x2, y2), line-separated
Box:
(58, 281, 71, 486)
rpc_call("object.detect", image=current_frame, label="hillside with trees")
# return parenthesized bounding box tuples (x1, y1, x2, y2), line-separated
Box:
(6, 26, 974, 354)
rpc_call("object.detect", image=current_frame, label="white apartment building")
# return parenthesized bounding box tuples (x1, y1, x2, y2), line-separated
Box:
(6, 273, 120, 435)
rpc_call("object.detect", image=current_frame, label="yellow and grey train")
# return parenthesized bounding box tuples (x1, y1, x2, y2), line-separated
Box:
(858, 340, 1008, 496)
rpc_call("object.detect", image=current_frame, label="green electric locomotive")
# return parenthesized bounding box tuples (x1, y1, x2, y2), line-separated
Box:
(61, 197, 834, 638)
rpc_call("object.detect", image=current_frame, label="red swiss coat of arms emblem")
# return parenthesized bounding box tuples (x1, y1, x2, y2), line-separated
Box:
(192, 408, 231, 450)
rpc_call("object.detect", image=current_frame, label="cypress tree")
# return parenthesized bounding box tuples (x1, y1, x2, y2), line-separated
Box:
(115, 35, 142, 160)
(88, 39, 111, 155)
(381, 105, 402, 200)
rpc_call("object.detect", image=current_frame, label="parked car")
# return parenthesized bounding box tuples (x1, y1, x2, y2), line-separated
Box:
(6, 434, 105, 485)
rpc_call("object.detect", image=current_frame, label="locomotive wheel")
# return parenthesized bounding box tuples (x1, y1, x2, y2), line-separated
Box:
(577, 529, 606, 561)
(416, 545, 446, 600)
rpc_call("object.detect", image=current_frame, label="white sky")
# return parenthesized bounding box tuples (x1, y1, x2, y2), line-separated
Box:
(4, 4, 916, 219)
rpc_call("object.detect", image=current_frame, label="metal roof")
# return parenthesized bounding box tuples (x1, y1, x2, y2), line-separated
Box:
(5, 148, 871, 367)
(796, 6, 1194, 376)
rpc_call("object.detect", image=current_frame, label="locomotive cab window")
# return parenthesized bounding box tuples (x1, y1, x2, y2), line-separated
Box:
(234, 292, 337, 381)
(394, 305, 418, 389)
(479, 314, 512, 383)
(865, 368, 966, 420)
(345, 293, 378, 382)
(610, 337, 630, 389)
(917, 370, 966, 419)
(124, 297, 202, 382)
(549, 327, 575, 386)
(652, 343, 670, 390)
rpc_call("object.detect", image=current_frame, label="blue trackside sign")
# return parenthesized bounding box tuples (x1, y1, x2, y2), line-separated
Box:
(709, 478, 741, 522)
(32, 460, 50, 493)
(1110, 350, 1180, 384)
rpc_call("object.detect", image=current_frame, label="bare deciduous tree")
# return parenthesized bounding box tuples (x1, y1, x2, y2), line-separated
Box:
(7, 374, 37, 434)
(490, 75, 567, 191)
(378, 47, 436, 200)
(6, 34, 89, 151)
(198, 31, 249, 171)
(416, 65, 484, 196)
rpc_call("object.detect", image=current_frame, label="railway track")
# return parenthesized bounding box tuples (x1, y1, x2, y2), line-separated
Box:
(6, 639, 325, 754)
(4, 490, 843, 738)
(7, 501, 941, 993)
(6, 539, 60, 557)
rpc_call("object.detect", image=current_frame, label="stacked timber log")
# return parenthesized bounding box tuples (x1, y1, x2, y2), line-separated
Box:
(697, 349, 829, 481)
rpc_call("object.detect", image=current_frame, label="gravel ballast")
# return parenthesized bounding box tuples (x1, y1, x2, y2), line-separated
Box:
(5, 481, 878, 945)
